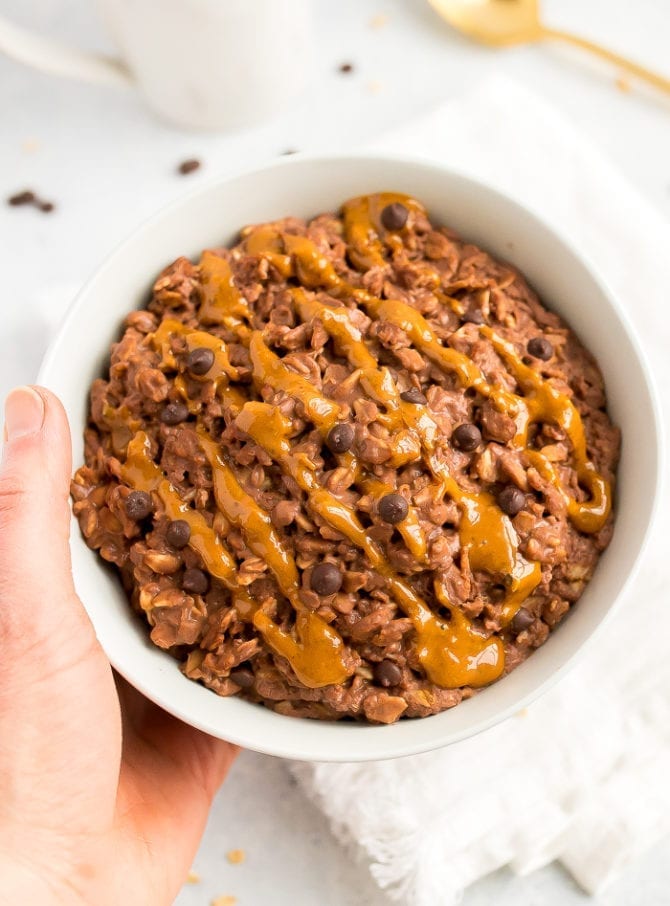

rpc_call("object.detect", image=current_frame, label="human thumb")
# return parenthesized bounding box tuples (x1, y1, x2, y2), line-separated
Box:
(0, 386, 95, 662)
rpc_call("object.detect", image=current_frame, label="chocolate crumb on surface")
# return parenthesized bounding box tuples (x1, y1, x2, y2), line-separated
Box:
(338, 62, 354, 74)
(7, 189, 55, 212)
(72, 190, 620, 725)
(8, 190, 36, 206)
(178, 158, 201, 175)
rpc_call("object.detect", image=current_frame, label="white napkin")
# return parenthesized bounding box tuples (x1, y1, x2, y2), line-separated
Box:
(290, 76, 670, 905)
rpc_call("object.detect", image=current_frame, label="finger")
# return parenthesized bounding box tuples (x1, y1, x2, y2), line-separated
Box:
(0, 387, 120, 835)
(0, 386, 97, 660)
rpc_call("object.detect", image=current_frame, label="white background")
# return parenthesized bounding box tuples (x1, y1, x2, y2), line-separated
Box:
(1, 1, 669, 903)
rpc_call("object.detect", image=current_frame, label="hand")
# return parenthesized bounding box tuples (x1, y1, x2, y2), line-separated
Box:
(0, 387, 238, 905)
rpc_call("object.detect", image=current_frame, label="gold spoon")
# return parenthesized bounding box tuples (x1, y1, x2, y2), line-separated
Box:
(428, 0, 670, 95)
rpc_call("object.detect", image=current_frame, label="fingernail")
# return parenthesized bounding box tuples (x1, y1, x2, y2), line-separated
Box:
(3, 387, 45, 440)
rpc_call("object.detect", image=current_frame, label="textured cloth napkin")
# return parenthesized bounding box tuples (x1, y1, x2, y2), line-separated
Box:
(290, 76, 670, 905)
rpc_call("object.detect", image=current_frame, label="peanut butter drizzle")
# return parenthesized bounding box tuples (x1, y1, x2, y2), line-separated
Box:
(197, 429, 301, 606)
(253, 609, 353, 689)
(151, 318, 239, 390)
(292, 289, 421, 467)
(119, 432, 254, 614)
(290, 285, 539, 617)
(220, 385, 247, 416)
(197, 426, 352, 688)
(341, 192, 427, 270)
(359, 294, 531, 441)
(426, 452, 542, 618)
(429, 577, 503, 687)
(198, 251, 253, 337)
(121, 432, 348, 683)
(248, 330, 343, 429)
(242, 225, 293, 278)
(102, 403, 141, 455)
(221, 227, 544, 640)
(360, 477, 427, 562)
(236, 401, 503, 688)
(276, 216, 610, 536)
(483, 329, 612, 534)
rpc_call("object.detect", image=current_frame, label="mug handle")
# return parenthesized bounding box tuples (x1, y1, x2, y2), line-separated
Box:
(0, 14, 132, 87)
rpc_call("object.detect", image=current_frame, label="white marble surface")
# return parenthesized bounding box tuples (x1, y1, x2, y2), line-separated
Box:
(1, 1, 669, 903)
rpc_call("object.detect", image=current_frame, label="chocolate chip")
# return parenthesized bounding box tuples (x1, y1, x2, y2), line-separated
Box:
(230, 666, 256, 689)
(378, 493, 409, 524)
(510, 607, 535, 635)
(338, 62, 354, 74)
(451, 423, 482, 452)
(125, 490, 153, 521)
(7, 190, 54, 211)
(310, 562, 343, 596)
(326, 422, 354, 454)
(374, 659, 402, 687)
(497, 485, 526, 516)
(400, 387, 427, 404)
(178, 158, 201, 175)
(166, 519, 191, 549)
(8, 190, 36, 206)
(526, 336, 553, 361)
(461, 309, 485, 325)
(187, 347, 215, 376)
(380, 202, 408, 231)
(160, 401, 189, 425)
(183, 567, 210, 595)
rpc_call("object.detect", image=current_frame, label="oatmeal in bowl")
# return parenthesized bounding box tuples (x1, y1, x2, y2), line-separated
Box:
(71, 189, 619, 725)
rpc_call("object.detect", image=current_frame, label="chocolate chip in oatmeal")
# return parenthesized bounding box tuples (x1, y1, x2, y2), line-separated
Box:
(527, 336, 553, 361)
(187, 347, 215, 376)
(229, 666, 256, 689)
(510, 607, 535, 635)
(400, 387, 427, 404)
(374, 659, 402, 687)
(166, 519, 191, 549)
(183, 567, 210, 595)
(497, 485, 526, 516)
(160, 401, 189, 425)
(326, 422, 354, 454)
(378, 493, 409, 524)
(461, 309, 485, 325)
(125, 490, 153, 521)
(178, 158, 201, 175)
(451, 423, 482, 452)
(380, 202, 408, 231)
(310, 563, 343, 596)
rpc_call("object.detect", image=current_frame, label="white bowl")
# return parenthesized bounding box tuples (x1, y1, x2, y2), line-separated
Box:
(39, 154, 661, 762)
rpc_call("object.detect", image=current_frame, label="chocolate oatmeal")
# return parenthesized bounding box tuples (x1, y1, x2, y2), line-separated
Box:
(71, 192, 619, 724)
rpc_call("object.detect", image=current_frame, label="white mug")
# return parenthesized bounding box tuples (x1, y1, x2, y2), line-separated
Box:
(0, 0, 314, 131)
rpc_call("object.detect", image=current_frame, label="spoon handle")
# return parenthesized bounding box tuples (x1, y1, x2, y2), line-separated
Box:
(543, 27, 670, 95)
